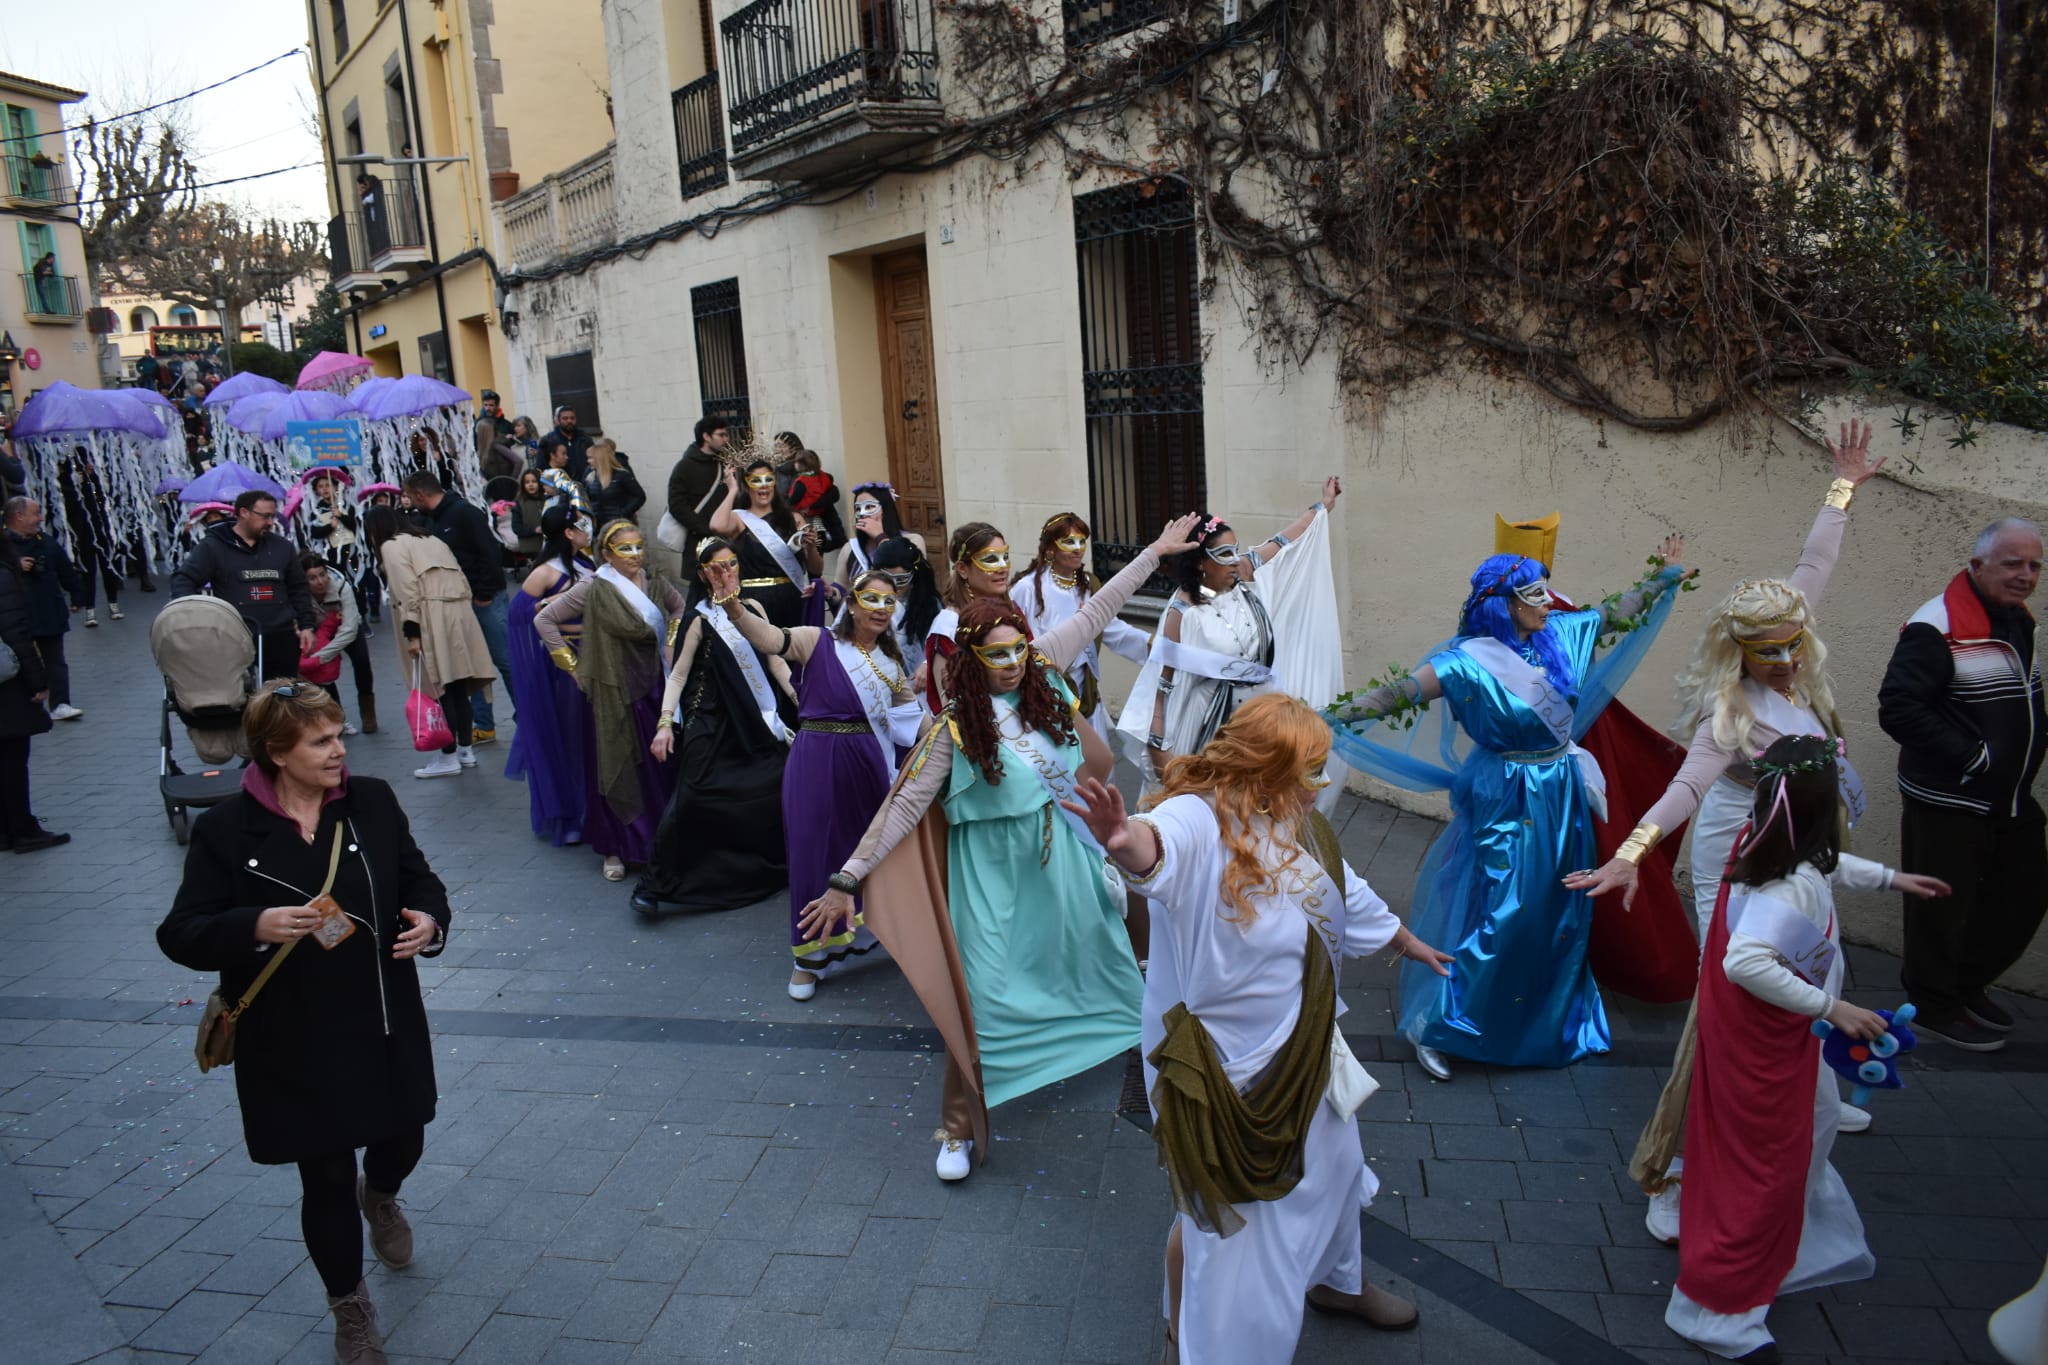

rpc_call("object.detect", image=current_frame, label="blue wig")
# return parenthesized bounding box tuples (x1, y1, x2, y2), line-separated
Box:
(1458, 553, 1579, 700)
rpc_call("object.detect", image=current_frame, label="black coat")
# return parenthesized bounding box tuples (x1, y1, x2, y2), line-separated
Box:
(5, 527, 82, 637)
(157, 777, 450, 1164)
(0, 561, 52, 739)
(169, 522, 318, 634)
(585, 463, 647, 528)
(425, 492, 508, 599)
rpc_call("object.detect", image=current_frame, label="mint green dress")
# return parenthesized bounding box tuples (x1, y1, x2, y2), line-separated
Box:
(943, 683, 1143, 1109)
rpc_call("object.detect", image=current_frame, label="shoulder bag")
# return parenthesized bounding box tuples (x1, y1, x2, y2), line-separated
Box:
(195, 824, 345, 1072)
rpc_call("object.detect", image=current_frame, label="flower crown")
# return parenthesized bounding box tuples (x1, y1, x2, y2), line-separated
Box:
(1750, 736, 1846, 776)
(853, 481, 897, 499)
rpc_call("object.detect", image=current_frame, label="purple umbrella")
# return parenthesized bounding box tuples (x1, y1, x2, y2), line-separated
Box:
(296, 351, 373, 392)
(241, 390, 354, 442)
(106, 388, 176, 437)
(12, 381, 162, 438)
(221, 392, 287, 436)
(153, 475, 189, 496)
(179, 460, 287, 505)
(348, 373, 472, 420)
(202, 372, 288, 408)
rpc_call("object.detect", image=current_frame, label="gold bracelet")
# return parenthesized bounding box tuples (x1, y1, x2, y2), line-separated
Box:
(1823, 477, 1856, 512)
(656, 715, 674, 730)
(712, 589, 740, 606)
(548, 646, 578, 674)
(1614, 821, 1663, 866)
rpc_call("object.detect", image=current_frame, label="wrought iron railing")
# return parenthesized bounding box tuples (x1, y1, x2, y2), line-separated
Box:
(1064, 0, 1171, 48)
(0, 154, 74, 209)
(20, 272, 85, 318)
(673, 73, 729, 199)
(327, 213, 354, 280)
(349, 173, 427, 263)
(720, 0, 941, 152)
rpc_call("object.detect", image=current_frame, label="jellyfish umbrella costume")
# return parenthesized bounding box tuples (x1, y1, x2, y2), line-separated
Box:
(1326, 551, 1688, 1068)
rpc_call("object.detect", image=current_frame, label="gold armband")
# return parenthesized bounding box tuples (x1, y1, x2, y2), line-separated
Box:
(548, 646, 578, 674)
(1615, 822, 1663, 866)
(1823, 477, 1856, 512)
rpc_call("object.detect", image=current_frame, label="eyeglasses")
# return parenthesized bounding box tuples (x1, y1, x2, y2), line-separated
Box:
(963, 550, 1010, 573)
(745, 474, 778, 490)
(1055, 535, 1088, 553)
(971, 641, 1031, 669)
(853, 500, 883, 519)
(854, 590, 899, 611)
(1204, 543, 1251, 566)
(1738, 629, 1808, 665)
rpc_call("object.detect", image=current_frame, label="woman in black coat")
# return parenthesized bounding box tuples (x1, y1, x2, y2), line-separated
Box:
(0, 554, 63, 851)
(157, 681, 449, 1363)
(583, 438, 646, 528)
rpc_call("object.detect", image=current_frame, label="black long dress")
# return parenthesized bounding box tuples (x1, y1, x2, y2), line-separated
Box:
(736, 527, 807, 629)
(632, 621, 797, 914)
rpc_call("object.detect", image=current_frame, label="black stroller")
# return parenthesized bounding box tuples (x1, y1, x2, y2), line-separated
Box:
(149, 595, 254, 844)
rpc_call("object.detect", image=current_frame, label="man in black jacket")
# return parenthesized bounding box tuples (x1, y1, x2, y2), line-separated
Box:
(0, 552, 66, 851)
(666, 415, 731, 562)
(1878, 517, 2048, 1051)
(170, 490, 319, 680)
(3, 496, 84, 721)
(402, 471, 512, 738)
(551, 407, 594, 481)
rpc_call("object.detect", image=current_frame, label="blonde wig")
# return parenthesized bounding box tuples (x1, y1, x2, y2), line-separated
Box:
(1673, 578, 1843, 754)
(1150, 693, 1333, 923)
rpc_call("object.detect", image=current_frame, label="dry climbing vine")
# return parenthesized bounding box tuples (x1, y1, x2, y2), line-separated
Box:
(930, 0, 2048, 442)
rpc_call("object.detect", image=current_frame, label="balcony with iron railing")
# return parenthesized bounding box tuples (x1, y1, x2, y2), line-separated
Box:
(1, 153, 75, 212)
(673, 72, 730, 200)
(21, 272, 85, 321)
(327, 213, 380, 293)
(719, 0, 943, 181)
(360, 174, 429, 269)
(496, 144, 619, 271)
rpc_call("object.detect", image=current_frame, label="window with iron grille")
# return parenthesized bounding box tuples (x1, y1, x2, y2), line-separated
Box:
(690, 278, 751, 437)
(673, 73, 728, 201)
(1073, 179, 1206, 587)
(1063, 0, 1169, 48)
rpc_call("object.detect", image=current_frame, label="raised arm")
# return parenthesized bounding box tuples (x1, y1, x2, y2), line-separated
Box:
(1563, 714, 1731, 907)
(1596, 536, 1691, 634)
(706, 555, 823, 664)
(1787, 418, 1884, 606)
(1253, 475, 1342, 569)
(1039, 512, 1200, 672)
(1325, 664, 1442, 725)
(707, 467, 743, 538)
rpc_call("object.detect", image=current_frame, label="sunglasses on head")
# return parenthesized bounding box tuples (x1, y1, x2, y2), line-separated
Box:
(971, 641, 1031, 669)
(1055, 534, 1088, 553)
(1204, 543, 1251, 566)
(964, 550, 1010, 573)
(1738, 629, 1808, 665)
(854, 589, 899, 611)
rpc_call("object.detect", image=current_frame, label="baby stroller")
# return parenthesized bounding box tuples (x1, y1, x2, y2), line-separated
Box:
(149, 595, 255, 844)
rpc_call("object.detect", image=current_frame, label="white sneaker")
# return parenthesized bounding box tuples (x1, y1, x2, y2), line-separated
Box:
(413, 753, 461, 779)
(342, 722, 360, 736)
(82, 610, 97, 628)
(1837, 1100, 1872, 1134)
(1645, 1181, 1681, 1245)
(935, 1136, 972, 1182)
(49, 703, 83, 721)
(108, 605, 122, 621)
(455, 745, 477, 768)
(788, 971, 818, 1002)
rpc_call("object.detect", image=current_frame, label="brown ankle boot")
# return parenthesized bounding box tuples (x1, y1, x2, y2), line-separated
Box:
(357, 1174, 413, 1269)
(327, 1280, 388, 1364)
(358, 695, 379, 734)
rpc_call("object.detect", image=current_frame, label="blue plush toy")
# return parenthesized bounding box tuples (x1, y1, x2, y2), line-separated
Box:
(1810, 1003, 1918, 1107)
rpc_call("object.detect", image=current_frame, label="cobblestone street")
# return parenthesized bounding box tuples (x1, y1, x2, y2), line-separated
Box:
(2, 614, 2044, 1364)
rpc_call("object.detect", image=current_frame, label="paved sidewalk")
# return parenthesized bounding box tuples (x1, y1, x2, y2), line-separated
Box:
(0, 610, 2043, 1363)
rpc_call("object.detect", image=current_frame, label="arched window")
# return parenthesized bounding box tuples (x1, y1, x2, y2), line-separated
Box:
(129, 306, 159, 331)
(169, 304, 198, 325)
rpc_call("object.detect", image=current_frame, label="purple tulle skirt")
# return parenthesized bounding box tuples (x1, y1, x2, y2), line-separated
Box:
(504, 589, 588, 846)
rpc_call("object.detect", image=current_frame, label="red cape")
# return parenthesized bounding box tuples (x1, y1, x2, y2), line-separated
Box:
(1674, 875, 1818, 1313)
(1578, 703, 1700, 1002)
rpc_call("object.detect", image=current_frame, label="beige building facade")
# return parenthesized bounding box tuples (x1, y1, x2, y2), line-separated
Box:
(492, 0, 2048, 989)
(0, 70, 98, 416)
(98, 277, 322, 382)
(304, 0, 611, 397)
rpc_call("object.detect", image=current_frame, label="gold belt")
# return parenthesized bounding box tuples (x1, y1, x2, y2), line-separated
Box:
(742, 575, 792, 588)
(802, 719, 871, 735)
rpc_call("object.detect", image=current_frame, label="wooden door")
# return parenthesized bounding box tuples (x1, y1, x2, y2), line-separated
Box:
(874, 249, 946, 543)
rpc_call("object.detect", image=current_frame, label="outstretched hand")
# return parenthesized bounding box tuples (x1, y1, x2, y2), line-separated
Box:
(1826, 417, 1886, 485)
(1395, 928, 1455, 978)
(1059, 777, 1131, 853)
(1321, 475, 1343, 510)
(1562, 857, 1641, 910)
(1149, 512, 1204, 558)
(706, 557, 741, 602)
(1893, 872, 1951, 900)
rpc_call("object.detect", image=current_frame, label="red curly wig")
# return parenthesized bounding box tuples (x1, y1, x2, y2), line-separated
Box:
(946, 596, 1076, 786)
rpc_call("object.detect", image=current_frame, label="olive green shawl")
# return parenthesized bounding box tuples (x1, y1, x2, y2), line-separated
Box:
(581, 572, 673, 822)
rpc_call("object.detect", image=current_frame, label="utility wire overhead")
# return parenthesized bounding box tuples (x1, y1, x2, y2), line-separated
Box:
(0, 48, 307, 147)
(57, 160, 325, 212)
